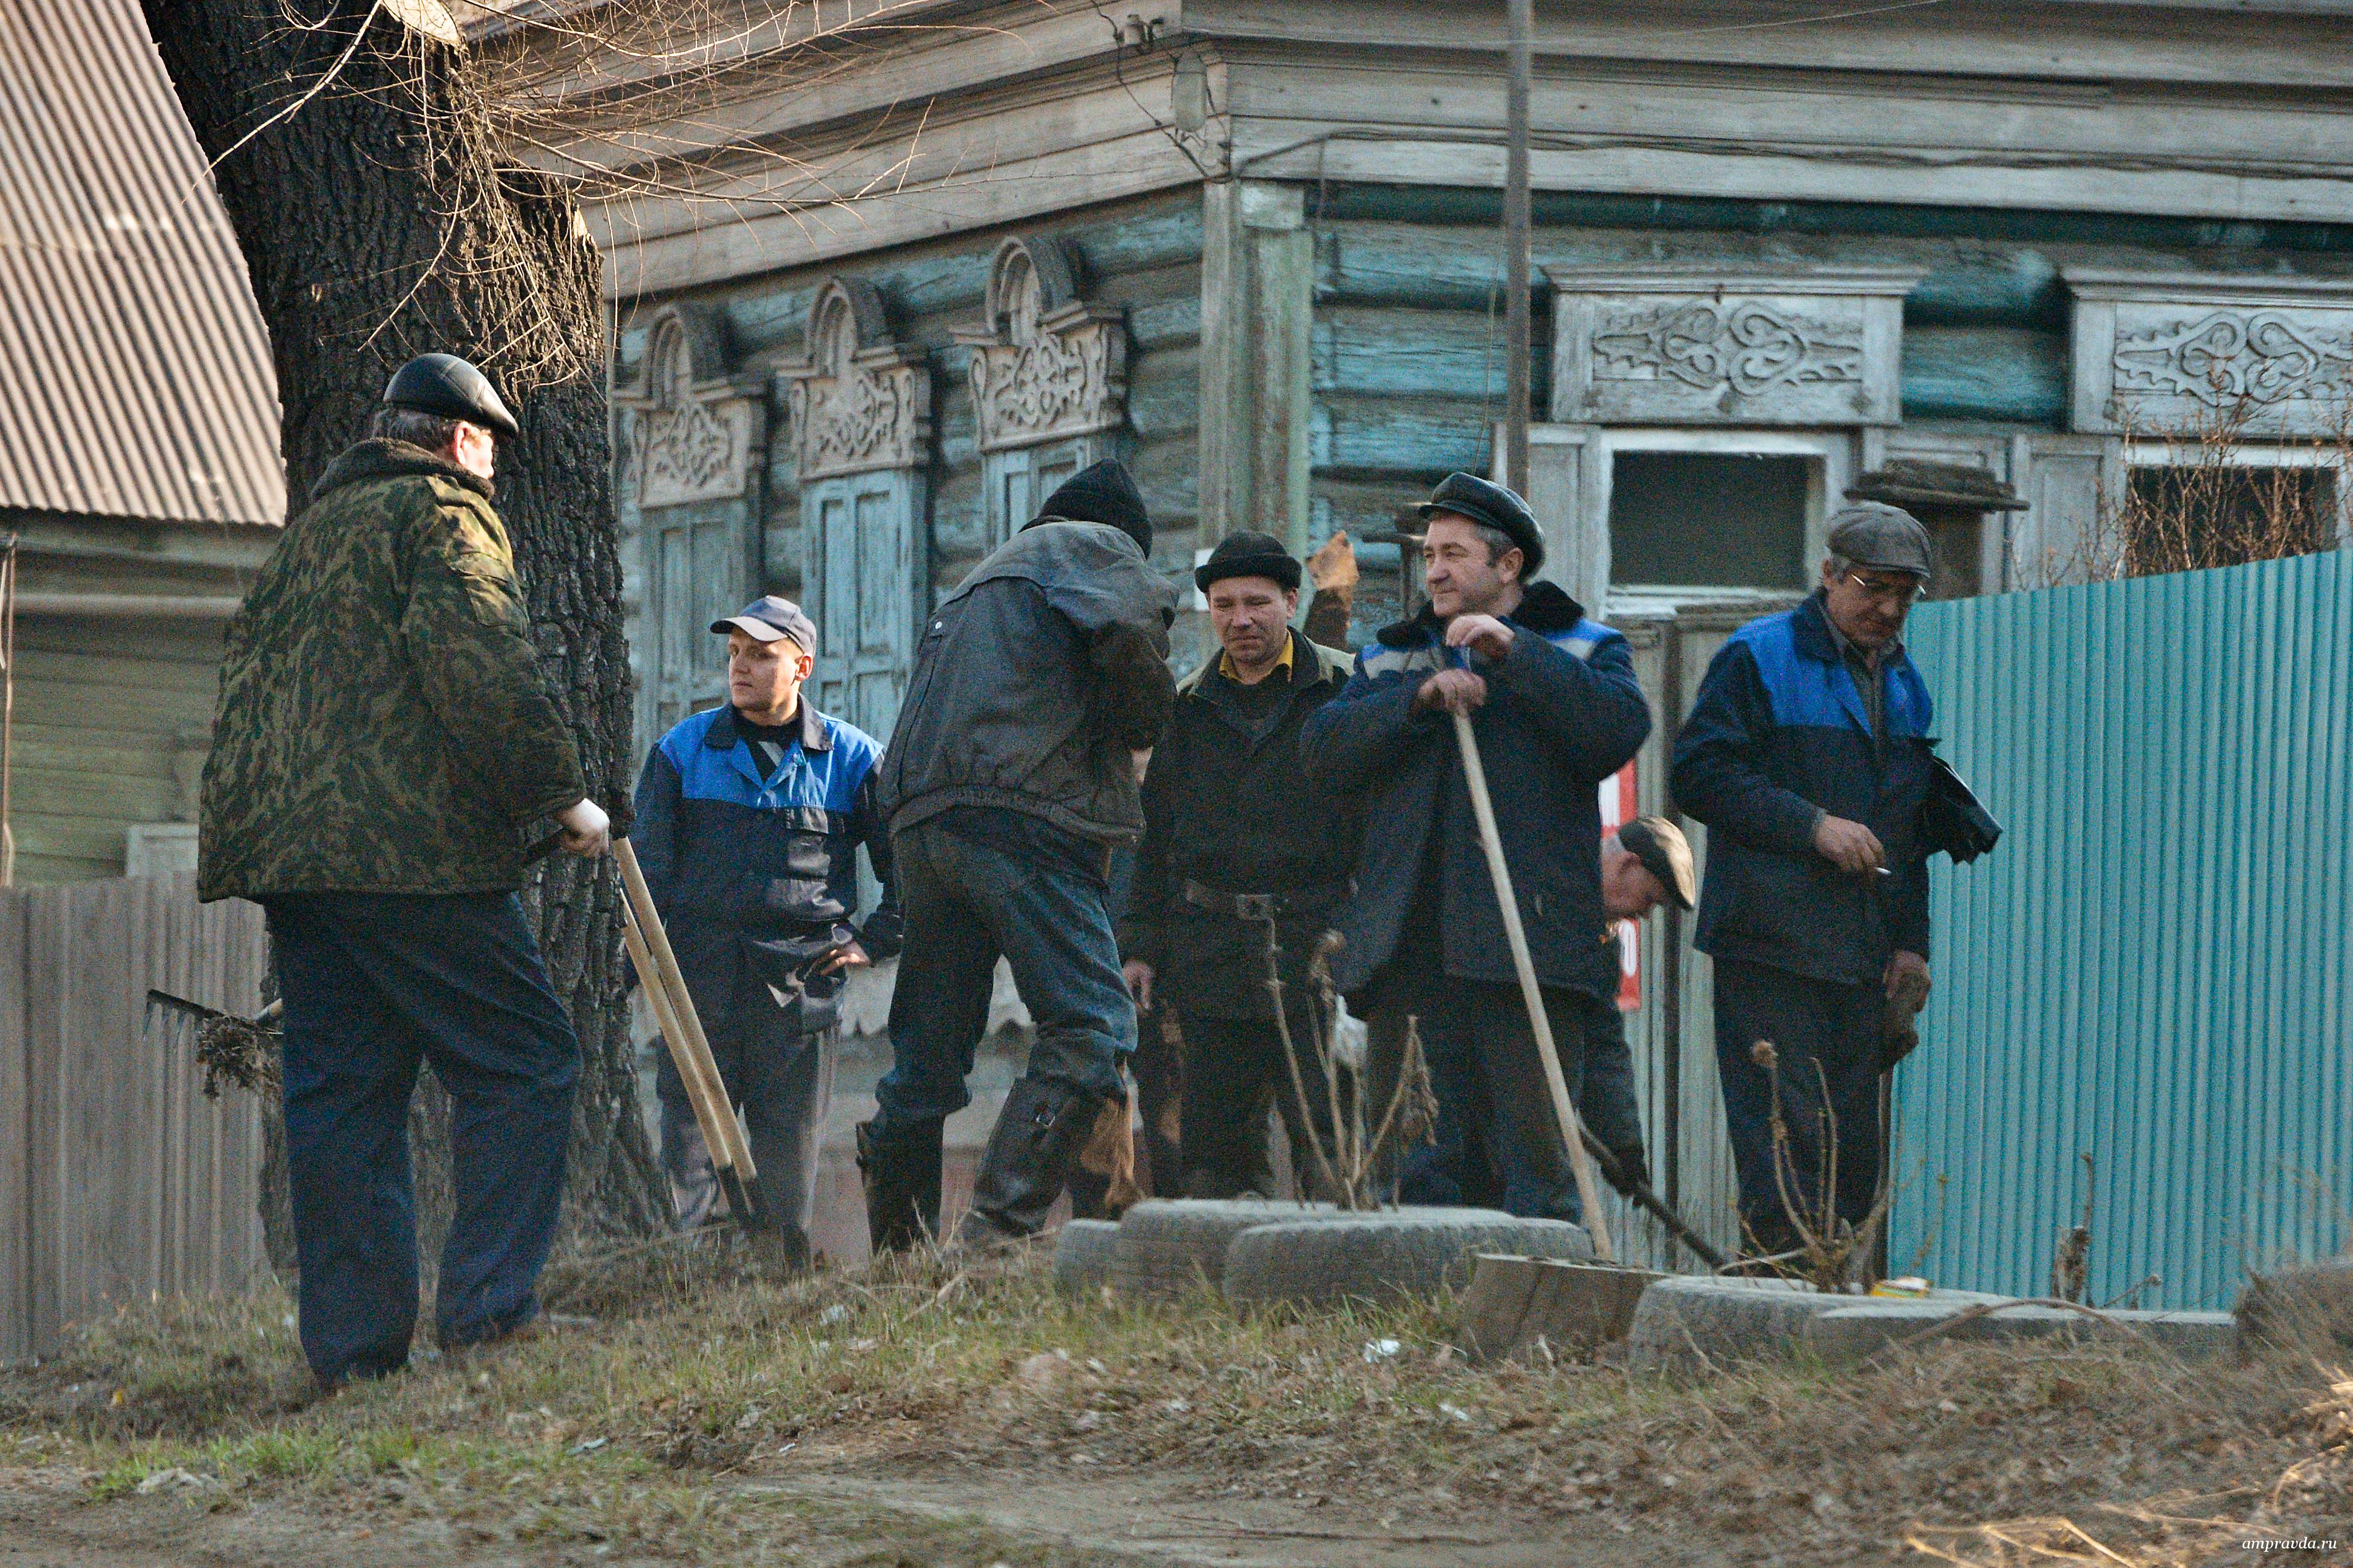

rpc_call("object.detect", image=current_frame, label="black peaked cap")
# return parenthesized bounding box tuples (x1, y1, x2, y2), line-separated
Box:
(382, 353, 519, 438)
(1414, 471, 1544, 576)
(1195, 530, 1301, 593)
(1032, 459, 1151, 554)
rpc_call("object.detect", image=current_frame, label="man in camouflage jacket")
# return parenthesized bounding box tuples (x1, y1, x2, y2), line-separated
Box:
(199, 354, 608, 1391)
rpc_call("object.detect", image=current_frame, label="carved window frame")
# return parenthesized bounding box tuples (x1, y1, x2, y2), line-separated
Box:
(615, 302, 767, 508)
(2064, 269, 2353, 440)
(776, 277, 933, 746)
(1545, 267, 1918, 430)
(952, 235, 1128, 549)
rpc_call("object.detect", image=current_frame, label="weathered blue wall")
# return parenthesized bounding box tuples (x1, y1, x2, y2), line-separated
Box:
(618, 189, 1203, 607)
(1302, 186, 2353, 609)
(1895, 552, 2351, 1310)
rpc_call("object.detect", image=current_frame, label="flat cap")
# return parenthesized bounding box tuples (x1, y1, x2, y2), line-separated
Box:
(1195, 531, 1301, 594)
(382, 353, 519, 439)
(1415, 472, 1544, 576)
(1826, 501, 1933, 579)
(711, 595, 816, 653)
(1618, 816, 1696, 911)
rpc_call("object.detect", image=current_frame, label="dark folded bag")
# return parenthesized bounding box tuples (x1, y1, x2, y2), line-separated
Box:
(1918, 751, 2002, 865)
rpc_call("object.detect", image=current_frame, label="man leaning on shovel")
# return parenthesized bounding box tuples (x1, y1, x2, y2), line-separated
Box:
(1301, 474, 1652, 1222)
(198, 356, 608, 1392)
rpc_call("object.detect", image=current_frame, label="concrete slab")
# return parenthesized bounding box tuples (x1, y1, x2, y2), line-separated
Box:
(1460, 1256, 1662, 1361)
(1627, 1275, 2235, 1369)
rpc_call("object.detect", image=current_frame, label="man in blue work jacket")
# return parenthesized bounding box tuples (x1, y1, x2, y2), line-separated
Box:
(629, 596, 901, 1253)
(1303, 474, 1653, 1220)
(1671, 504, 1937, 1258)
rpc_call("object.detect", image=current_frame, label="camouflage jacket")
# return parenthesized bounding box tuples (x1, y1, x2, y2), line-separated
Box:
(198, 441, 588, 901)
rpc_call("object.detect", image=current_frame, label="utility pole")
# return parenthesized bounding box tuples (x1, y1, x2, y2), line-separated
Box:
(1503, 0, 1533, 496)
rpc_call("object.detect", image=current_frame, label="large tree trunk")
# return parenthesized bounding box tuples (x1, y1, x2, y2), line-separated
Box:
(143, 0, 665, 1256)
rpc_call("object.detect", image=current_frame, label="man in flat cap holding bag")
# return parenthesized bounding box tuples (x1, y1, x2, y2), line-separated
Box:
(1672, 503, 1942, 1258)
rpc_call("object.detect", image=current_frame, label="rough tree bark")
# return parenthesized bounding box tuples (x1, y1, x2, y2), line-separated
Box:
(142, 0, 665, 1256)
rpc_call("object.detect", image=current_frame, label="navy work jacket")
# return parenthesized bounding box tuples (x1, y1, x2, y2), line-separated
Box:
(1302, 581, 1652, 1002)
(1670, 592, 1933, 987)
(629, 702, 901, 1038)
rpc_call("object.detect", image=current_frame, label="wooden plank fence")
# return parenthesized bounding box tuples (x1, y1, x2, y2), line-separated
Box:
(0, 872, 269, 1363)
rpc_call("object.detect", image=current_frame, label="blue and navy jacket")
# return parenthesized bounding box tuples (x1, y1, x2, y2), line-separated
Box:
(1302, 581, 1652, 1001)
(629, 702, 900, 1038)
(1670, 592, 1933, 987)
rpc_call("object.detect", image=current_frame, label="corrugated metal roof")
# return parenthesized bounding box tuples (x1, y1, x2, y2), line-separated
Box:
(1892, 551, 2351, 1310)
(0, 0, 282, 527)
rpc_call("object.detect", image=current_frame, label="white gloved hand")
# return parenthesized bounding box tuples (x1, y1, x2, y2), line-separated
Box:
(556, 797, 610, 858)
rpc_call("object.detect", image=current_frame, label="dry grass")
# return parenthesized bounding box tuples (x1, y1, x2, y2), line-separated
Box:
(1, 1246, 2347, 1564)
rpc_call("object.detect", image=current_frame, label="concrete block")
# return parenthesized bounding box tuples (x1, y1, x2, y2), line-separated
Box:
(1627, 1275, 2236, 1369)
(1460, 1255, 1662, 1361)
(1051, 1219, 1120, 1297)
(1111, 1199, 1335, 1300)
(1224, 1212, 1592, 1309)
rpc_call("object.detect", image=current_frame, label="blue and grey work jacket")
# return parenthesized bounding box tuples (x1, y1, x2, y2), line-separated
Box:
(1671, 592, 1934, 987)
(629, 702, 900, 1039)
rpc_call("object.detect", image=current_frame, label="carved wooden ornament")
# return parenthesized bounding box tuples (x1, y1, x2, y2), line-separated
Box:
(2066, 270, 2353, 436)
(1547, 267, 1918, 427)
(955, 235, 1126, 452)
(617, 304, 764, 508)
(777, 278, 932, 481)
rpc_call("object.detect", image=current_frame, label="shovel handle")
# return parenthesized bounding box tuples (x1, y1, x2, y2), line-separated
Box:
(1452, 710, 1615, 1262)
(614, 838, 757, 1185)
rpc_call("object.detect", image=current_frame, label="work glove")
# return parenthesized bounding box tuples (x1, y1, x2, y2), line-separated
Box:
(1600, 1141, 1650, 1198)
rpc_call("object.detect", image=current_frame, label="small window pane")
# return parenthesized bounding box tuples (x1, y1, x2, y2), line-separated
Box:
(2122, 464, 2336, 576)
(1608, 452, 1811, 589)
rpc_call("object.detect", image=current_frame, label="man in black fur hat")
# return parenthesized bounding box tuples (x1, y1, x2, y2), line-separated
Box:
(862, 460, 1178, 1252)
(1303, 474, 1652, 1222)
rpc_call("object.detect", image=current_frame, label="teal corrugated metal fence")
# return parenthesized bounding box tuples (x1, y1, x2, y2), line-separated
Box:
(1893, 551, 2351, 1310)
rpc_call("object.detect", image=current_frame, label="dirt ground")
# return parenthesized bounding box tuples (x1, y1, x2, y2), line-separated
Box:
(1, 1242, 2346, 1567)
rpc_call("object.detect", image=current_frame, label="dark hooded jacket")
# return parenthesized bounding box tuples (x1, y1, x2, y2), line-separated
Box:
(199, 441, 586, 900)
(877, 519, 1178, 845)
(1301, 581, 1651, 1002)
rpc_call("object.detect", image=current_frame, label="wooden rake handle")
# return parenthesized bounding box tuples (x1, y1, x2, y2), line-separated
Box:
(614, 837, 757, 1186)
(1451, 709, 1615, 1262)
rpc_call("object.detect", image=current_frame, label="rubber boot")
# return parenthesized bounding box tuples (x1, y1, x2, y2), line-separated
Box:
(957, 1078, 1103, 1250)
(856, 1117, 942, 1255)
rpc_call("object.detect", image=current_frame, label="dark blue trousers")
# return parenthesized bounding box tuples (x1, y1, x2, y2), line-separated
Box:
(1711, 956, 1885, 1254)
(266, 892, 579, 1386)
(872, 809, 1132, 1140)
(1380, 972, 1599, 1222)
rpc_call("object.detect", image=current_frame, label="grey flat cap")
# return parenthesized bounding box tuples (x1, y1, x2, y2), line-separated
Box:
(1826, 501, 1933, 579)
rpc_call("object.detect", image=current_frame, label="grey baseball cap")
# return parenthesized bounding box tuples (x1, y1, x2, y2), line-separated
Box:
(1826, 501, 1933, 579)
(711, 595, 816, 652)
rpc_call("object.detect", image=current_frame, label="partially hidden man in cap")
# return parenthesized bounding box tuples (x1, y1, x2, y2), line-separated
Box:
(862, 461, 1178, 1252)
(1116, 532, 1366, 1199)
(199, 354, 610, 1391)
(1671, 501, 1938, 1258)
(627, 596, 899, 1258)
(1302, 474, 1657, 1220)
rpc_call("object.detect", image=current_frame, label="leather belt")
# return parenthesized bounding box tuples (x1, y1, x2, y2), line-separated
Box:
(1179, 878, 1348, 921)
